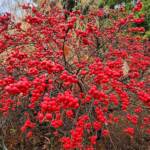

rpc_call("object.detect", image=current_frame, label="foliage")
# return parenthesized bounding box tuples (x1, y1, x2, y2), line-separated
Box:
(0, 1, 150, 149)
(121, 0, 150, 37)
(140, 0, 150, 36)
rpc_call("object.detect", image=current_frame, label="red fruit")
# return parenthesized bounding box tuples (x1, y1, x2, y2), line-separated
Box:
(45, 113, 52, 120)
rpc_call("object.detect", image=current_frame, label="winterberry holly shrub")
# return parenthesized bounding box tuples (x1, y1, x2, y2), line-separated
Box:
(0, 1, 149, 149)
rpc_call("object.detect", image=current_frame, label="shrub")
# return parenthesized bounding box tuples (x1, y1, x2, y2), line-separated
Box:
(0, 1, 149, 149)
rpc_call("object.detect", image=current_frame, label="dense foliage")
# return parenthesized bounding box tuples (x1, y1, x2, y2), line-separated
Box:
(0, 1, 150, 149)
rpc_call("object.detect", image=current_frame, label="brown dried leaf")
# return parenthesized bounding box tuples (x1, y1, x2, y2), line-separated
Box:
(21, 22, 31, 31)
(122, 60, 130, 76)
